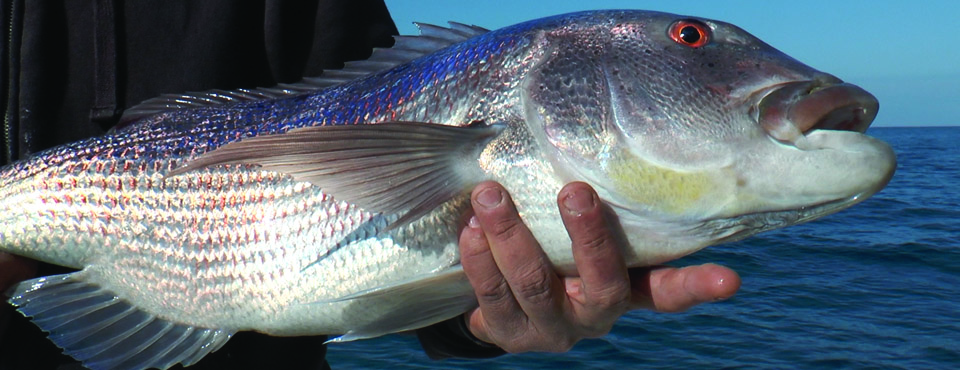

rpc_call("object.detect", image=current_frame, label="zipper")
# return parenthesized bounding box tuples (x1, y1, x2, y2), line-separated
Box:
(2, 0, 20, 164)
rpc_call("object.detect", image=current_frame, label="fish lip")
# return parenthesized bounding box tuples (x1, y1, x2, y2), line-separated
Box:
(752, 78, 880, 144)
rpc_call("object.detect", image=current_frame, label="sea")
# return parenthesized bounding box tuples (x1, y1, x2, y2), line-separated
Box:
(326, 126, 960, 369)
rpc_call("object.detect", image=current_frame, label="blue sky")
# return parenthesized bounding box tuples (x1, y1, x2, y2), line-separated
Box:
(384, 1, 958, 127)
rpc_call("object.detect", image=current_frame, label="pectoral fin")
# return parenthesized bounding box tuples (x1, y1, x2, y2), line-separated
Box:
(6, 272, 234, 370)
(171, 121, 502, 225)
(314, 267, 477, 343)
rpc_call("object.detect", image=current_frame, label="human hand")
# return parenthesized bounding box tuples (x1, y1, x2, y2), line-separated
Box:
(459, 181, 740, 353)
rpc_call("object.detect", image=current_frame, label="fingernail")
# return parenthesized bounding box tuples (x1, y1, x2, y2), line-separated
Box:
(562, 189, 595, 214)
(475, 187, 502, 208)
(468, 215, 480, 229)
(565, 279, 582, 297)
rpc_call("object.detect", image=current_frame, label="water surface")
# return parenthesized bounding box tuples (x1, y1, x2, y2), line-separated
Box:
(327, 126, 960, 369)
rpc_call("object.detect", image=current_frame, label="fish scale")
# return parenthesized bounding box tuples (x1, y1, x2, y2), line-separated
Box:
(1, 10, 896, 370)
(1, 16, 523, 268)
(0, 22, 519, 330)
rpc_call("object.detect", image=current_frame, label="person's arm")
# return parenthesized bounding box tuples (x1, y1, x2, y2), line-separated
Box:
(0, 253, 36, 295)
(452, 181, 740, 353)
(0, 253, 37, 344)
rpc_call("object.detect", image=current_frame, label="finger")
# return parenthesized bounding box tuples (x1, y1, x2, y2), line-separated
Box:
(459, 211, 525, 344)
(0, 252, 37, 296)
(630, 263, 741, 312)
(469, 182, 567, 327)
(557, 182, 629, 330)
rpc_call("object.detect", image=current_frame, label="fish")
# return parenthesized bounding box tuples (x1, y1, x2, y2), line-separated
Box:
(0, 10, 895, 370)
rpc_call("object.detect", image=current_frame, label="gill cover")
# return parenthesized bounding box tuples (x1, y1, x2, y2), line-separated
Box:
(521, 21, 731, 218)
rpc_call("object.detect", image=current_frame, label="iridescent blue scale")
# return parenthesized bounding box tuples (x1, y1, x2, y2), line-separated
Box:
(0, 10, 896, 370)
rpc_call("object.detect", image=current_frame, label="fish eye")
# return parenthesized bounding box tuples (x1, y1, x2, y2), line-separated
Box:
(669, 20, 711, 48)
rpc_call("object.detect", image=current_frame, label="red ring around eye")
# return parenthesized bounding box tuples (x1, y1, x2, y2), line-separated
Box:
(669, 20, 711, 48)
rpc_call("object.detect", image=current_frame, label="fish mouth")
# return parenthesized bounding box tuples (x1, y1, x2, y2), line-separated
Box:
(754, 76, 879, 148)
(725, 76, 894, 228)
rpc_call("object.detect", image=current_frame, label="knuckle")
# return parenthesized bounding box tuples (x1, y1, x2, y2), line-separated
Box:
(489, 217, 523, 241)
(575, 230, 612, 253)
(460, 236, 491, 259)
(474, 275, 512, 306)
(589, 281, 631, 311)
(513, 267, 555, 305)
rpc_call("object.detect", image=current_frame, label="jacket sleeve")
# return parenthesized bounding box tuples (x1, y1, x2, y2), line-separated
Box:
(416, 316, 507, 360)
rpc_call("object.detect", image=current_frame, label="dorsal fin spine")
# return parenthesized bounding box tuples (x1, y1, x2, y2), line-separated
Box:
(117, 22, 490, 126)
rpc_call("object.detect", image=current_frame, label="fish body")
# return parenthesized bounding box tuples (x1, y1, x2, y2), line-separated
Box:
(1, 10, 894, 370)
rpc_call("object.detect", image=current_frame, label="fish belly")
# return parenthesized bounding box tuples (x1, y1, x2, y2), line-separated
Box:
(0, 147, 465, 335)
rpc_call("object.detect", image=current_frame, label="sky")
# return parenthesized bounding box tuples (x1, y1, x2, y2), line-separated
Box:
(384, 1, 958, 127)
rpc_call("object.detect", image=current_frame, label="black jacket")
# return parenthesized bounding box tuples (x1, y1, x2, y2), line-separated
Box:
(0, 1, 502, 368)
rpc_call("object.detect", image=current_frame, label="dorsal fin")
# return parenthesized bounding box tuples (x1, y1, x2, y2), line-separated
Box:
(118, 22, 490, 126)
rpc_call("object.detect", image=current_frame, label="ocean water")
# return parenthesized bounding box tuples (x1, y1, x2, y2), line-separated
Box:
(326, 126, 960, 369)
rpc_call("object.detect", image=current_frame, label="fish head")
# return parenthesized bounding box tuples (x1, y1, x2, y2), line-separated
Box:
(519, 11, 896, 259)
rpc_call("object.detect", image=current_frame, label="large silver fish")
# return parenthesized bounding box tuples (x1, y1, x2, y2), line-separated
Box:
(1, 10, 894, 370)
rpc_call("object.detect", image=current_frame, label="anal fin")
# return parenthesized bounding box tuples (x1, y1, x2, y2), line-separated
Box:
(6, 272, 234, 370)
(319, 267, 477, 343)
